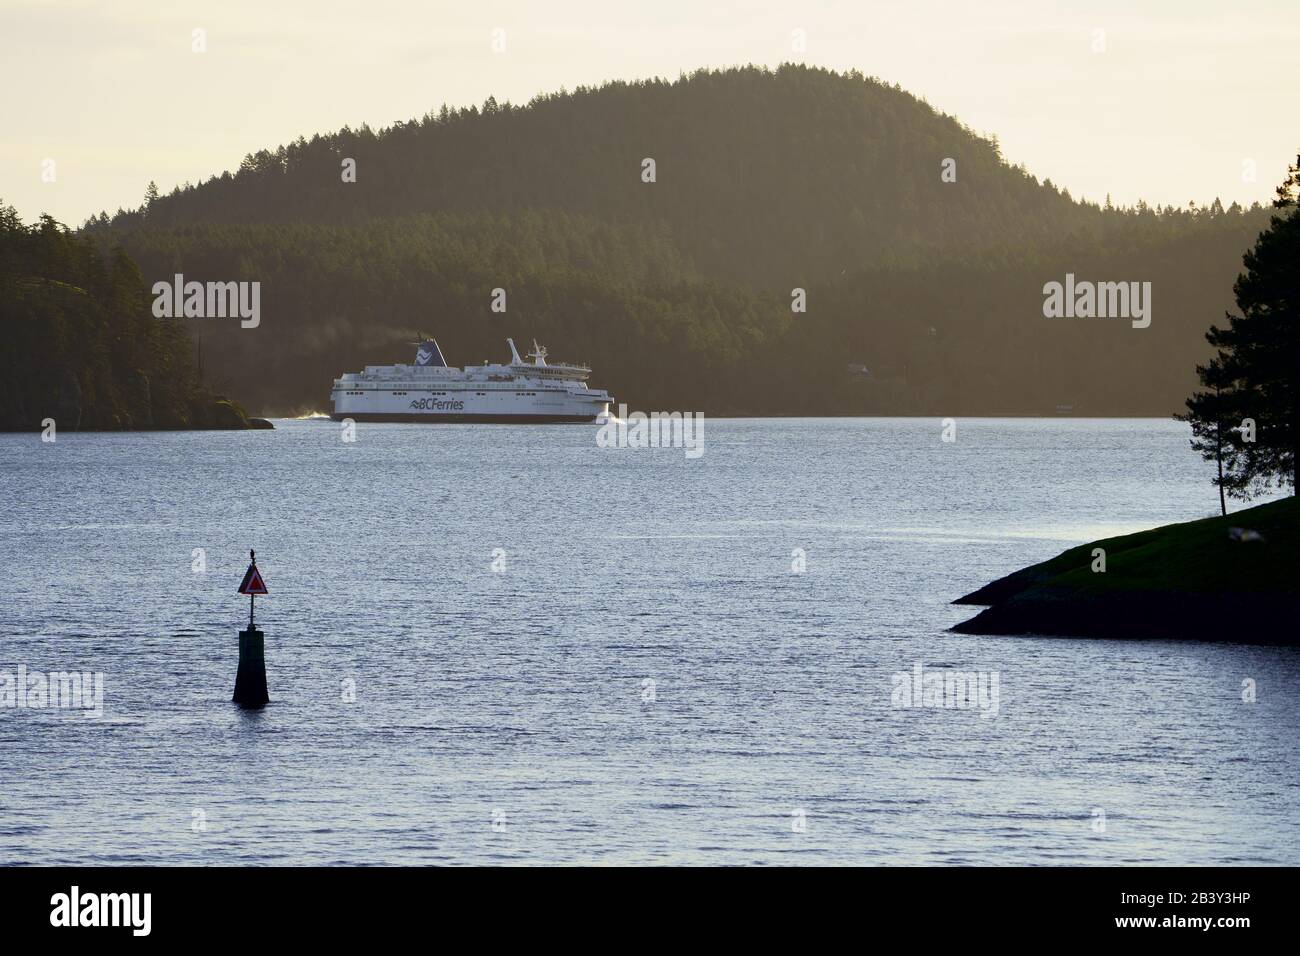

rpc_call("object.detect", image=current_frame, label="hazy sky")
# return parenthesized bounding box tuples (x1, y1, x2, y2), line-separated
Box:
(3, 0, 1296, 225)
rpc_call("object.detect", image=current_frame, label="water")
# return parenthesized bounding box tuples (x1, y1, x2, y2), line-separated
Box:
(1, 418, 1296, 865)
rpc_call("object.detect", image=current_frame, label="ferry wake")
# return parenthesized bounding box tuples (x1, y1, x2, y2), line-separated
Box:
(330, 337, 612, 424)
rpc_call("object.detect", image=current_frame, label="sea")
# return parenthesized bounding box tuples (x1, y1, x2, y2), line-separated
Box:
(1, 417, 1296, 865)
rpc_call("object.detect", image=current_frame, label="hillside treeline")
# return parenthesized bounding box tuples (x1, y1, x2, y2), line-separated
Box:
(82, 64, 1274, 416)
(0, 205, 250, 430)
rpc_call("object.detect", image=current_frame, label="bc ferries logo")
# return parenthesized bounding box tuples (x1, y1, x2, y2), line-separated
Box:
(410, 398, 465, 411)
(413, 339, 446, 367)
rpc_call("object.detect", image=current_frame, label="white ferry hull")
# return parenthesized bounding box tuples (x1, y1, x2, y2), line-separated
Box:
(329, 336, 611, 424)
(329, 411, 600, 424)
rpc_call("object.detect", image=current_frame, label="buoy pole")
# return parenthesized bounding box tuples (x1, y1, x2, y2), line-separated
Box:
(233, 549, 269, 709)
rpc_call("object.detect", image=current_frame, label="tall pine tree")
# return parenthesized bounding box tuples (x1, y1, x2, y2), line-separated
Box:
(1182, 155, 1299, 505)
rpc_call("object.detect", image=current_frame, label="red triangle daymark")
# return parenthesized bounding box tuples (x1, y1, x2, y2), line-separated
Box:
(238, 564, 268, 595)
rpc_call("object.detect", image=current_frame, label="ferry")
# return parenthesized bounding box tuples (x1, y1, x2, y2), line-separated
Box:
(330, 337, 612, 423)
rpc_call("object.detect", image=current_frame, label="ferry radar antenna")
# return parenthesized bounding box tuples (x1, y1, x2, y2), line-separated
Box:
(528, 340, 548, 366)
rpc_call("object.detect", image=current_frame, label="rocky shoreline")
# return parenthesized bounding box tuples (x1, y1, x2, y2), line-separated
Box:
(1, 398, 272, 432)
(951, 497, 1298, 644)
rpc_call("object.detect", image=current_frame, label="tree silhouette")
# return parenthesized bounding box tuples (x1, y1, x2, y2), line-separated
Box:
(1181, 155, 1299, 503)
(0, 203, 245, 430)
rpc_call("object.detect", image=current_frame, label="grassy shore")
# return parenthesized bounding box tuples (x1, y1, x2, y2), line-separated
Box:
(952, 496, 1298, 643)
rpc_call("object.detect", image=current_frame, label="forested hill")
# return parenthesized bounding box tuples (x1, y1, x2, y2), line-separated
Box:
(86, 64, 1274, 417)
(97, 64, 1105, 287)
(0, 207, 255, 430)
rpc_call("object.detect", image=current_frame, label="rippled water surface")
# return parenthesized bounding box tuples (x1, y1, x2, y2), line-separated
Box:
(1, 418, 1296, 865)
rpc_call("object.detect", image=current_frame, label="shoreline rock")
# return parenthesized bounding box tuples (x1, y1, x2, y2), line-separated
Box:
(2, 406, 275, 432)
(951, 496, 1298, 644)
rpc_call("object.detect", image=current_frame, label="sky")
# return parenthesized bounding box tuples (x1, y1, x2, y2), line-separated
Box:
(2, 0, 1297, 225)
